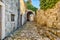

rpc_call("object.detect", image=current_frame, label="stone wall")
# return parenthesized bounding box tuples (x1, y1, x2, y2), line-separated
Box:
(0, 1, 5, 39)
(36, 1, 60, 29)
(2, 0, 18, 38)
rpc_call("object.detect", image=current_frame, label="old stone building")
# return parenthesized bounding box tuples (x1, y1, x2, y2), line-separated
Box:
(0, 0, 35, 39)
(20, 0, 27, 25)
(0, 0, 19, 39)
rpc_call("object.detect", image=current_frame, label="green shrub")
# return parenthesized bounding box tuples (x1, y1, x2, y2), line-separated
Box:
(40, 0, 60, 10)
(25, 1, 37, 12)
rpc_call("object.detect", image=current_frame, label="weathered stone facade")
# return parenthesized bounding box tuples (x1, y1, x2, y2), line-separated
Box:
(0, 0, 31, 39)
(0, 0, 19, 39)
(0, 1, 5, 39)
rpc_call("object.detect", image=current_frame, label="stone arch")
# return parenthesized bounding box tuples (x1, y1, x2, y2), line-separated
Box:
(26, 10, 35, 21)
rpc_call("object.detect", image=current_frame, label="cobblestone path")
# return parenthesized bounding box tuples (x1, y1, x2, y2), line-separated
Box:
(4, 22, 60, 40)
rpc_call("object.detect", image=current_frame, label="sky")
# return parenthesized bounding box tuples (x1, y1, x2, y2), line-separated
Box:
(24, 0, 40, 8)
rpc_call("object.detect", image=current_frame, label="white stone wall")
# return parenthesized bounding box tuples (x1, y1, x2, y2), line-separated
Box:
(0, 1, 5, 39)
(2, 0, 18, 38)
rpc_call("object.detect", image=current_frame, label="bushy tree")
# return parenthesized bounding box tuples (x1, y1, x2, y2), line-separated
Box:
(40, 0, 60, 10)
(25, 1, 37, 12)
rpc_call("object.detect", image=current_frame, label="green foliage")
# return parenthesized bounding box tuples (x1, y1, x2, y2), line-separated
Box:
(40, 0, 60, 10)
(25, 1, 37, 12)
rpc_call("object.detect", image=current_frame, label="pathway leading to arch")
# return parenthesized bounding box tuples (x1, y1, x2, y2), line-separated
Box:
(4, 22, 60, 40)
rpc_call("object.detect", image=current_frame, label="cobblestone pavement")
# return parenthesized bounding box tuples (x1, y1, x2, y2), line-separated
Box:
(4, 22, 60, 40)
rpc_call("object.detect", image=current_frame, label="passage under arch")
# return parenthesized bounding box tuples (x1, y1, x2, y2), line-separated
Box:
(27, 11, 34, 21)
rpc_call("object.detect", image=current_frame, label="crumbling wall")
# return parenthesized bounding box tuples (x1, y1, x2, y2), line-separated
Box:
(36, 1, 60, 29)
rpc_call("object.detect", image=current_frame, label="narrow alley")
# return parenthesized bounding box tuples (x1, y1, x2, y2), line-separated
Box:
(1, 0, 60, 40)
(4, 22, 41, 40)
(4, 22, 60, 40)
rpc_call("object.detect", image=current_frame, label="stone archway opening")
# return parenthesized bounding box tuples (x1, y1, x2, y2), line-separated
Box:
(27, 11, 34, 21)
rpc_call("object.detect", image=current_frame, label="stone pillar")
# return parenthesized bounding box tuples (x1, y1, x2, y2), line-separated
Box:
(0, 1, 5, 39)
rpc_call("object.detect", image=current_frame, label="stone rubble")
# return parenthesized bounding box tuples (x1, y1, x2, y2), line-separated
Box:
(36, 1, 60, 28)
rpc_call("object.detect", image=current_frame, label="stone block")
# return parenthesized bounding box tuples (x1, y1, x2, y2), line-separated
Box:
(56, 30, 60, 37)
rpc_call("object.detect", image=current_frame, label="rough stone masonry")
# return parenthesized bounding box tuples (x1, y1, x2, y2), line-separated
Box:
(36, 1, 60, 29)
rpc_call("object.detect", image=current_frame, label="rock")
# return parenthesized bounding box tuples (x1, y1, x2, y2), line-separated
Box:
(56, 23, 60, 29)
(43, 37, 50, 40)
(7, 37, 13, 40)
(20, 33, 25, 37)
(56, 30, 60, 37)
(56, 38, 60, 40)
